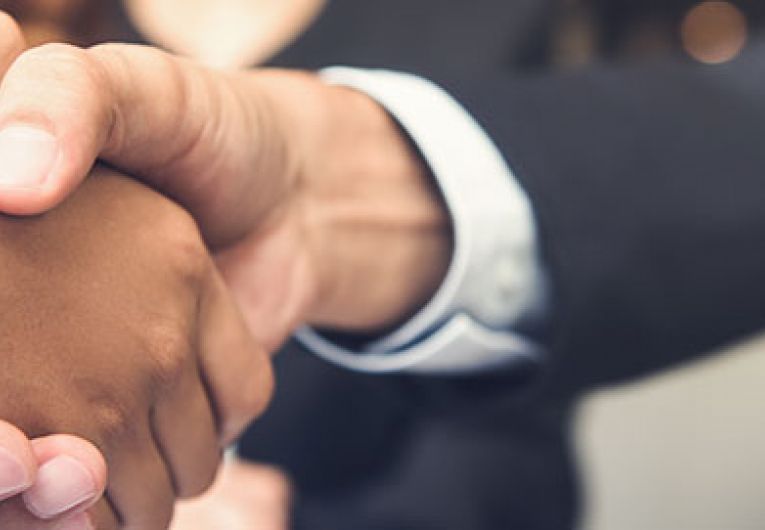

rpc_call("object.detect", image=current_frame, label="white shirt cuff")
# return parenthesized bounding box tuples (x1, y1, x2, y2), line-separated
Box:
(294, 68, 548, 375)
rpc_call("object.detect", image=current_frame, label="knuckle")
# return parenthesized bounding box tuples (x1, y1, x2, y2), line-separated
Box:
(165, 213, 210, 284)
(87, 44, 149, 92)
(89, 42, 196, 154)
(10, 43, 109, 100)
(91, 399, 133, 446)
(90, 43, 186, 105)
(136, 194, 210, 287)
(143, 320, 191, 390)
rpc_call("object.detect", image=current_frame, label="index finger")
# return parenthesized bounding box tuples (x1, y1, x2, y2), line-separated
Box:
(198, 267, 275, 446)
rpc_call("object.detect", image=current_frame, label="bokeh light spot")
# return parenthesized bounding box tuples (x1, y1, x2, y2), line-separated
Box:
(681, 2, 748, 64)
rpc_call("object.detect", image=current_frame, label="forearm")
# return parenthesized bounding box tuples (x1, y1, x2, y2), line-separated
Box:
(250, 70, 453, 333)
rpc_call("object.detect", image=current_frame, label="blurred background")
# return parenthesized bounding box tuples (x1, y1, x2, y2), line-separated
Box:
(2, 1, 765, 529)
(3, 0, 761, 68)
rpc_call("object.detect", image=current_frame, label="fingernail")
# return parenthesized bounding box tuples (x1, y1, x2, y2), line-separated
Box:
(0, 446, 31, 498)
(23, 455, 97, 520)
(55, 513, 94, 530)
(0, 125, 59, 189)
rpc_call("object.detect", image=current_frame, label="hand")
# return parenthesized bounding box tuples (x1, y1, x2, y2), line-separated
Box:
(0, 12, 451, 346)
(0, 11, 448, 527)
(0, 422, 107, 530)
(0, 168, 273, 529)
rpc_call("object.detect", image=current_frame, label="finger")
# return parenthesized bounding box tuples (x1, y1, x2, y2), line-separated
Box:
(198, 268, 274, 446)
(151, 357, 222, 499)
(106, 426, 176, 530)
(0, 432, 111, 530)
(0, 421, 36, 500)
(0, 42, 264, 229)
(0, 11, 25, 76)
(22, 435, 106, 520)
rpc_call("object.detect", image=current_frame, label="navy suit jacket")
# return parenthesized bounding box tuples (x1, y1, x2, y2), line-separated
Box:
(232, 1, 765, 528)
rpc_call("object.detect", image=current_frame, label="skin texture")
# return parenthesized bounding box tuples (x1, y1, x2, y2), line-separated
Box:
(0, 9, 451, 529)
(0, 44, 451, 334)
(0, 168, 274, 529)
(0, 13, 117, 529)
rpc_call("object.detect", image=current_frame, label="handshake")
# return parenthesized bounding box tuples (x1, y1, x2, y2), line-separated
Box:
(0, 11, 450, 530)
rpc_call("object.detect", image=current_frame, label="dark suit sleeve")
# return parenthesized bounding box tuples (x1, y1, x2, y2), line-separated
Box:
(431, 46, 765, 397)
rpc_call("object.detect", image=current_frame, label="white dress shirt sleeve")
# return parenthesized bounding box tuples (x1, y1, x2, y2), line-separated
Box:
(293, 67, 549, 375)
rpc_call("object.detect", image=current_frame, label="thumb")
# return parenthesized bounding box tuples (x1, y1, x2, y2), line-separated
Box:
(0, 42, 282, 246)
(0, 422, 109, 525)
(22, 435, 107, 521)
(0, 431, 111, 529)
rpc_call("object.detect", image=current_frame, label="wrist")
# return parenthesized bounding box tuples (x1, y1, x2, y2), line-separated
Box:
(241, 69, 453, 333)
(293, 76, 453, 332)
